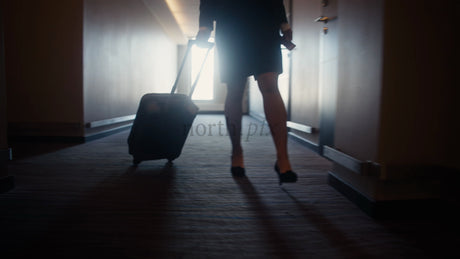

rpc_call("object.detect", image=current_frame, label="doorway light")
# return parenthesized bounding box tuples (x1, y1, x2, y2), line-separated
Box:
(191, 44, 215, 101)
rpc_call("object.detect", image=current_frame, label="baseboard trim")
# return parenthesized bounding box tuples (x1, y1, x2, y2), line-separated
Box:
(8, 122, 84, 137)
(287, 121, 316, 134)
(323, 146, 380, 176)
(328, 172, 441, 219)
(84, 124, 132, 142)
(9, 135, 86, 143)
(86, 115, 135, 128)
(8, 124, 132, 144)
(197, 111, 225, 115)
(288, 132, 320, 154)
(1, 148, 12, 161)
(8, 121, 132, 144)
(0, 176, 14, 193)
(327, 172, 376, 216)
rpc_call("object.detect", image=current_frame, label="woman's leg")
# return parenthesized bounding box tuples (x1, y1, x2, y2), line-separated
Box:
(257, 72, 292, 173)
(224, 77, 247, 168)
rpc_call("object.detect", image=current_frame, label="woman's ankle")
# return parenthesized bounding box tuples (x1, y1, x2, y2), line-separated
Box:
(276, 159, 292, 173)
(231, 149, 244, 168)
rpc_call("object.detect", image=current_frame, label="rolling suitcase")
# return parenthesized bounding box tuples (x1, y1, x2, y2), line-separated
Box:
(128, 40, 213, 166)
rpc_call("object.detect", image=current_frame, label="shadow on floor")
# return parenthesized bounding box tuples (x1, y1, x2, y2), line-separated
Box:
(234, 176, 298, 258)
(3, 164, 178, 258)
(281, 187, 374, 258)
(234, 176, 372, 258)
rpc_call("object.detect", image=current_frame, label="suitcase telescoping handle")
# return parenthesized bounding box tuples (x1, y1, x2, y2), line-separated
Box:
(170, 40, 215, 97)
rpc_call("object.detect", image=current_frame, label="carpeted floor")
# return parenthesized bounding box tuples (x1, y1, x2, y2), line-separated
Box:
(1, 115, 456, 258)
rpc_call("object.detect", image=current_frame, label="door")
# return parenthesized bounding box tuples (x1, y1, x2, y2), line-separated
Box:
(289, 0, 338, 155)
(317, 0, 338, 155)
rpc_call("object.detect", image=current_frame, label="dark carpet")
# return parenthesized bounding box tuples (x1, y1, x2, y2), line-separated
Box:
(0, 115, 456, 258)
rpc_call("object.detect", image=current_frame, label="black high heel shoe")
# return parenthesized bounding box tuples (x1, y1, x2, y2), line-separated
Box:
(274, 163, 297, 185)
(231, 155, 245, 177)
(231, 166, 246, 177)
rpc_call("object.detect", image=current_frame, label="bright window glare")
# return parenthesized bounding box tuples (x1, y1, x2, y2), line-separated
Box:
(191, 45, 214, 100)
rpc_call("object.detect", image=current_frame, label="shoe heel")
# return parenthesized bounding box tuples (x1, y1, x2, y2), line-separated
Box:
(231, 166, 246, 177)
(274, 162, 298, 184)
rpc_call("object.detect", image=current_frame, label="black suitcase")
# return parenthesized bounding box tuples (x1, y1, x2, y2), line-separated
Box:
(128, 40, 213, 166)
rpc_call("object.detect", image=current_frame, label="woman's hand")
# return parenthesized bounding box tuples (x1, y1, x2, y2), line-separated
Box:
(281, 28, 292, 43)
(280, 23, 292, 41)
(280, 23, 295, 50)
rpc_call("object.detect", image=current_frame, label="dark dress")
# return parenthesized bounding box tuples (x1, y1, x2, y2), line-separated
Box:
(199, 0, 288, 83)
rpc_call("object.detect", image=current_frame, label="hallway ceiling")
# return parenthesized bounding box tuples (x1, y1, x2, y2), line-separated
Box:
(165, 0, 200, 39)
(142, 0, 200, 44)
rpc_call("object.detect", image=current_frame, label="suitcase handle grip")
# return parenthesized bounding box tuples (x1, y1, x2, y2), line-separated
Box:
(170, 40, 214, 95)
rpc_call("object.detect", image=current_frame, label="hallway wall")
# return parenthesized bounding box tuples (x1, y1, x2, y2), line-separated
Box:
(4, 0, 84, 137)
(83, 0, 177, 124)
(290, 0, 321, 133)
(378, 0, 458, 171)
(1, 1, 8, 179)
(3, 0, 178, 138)
(334, 0, 383, 163)
(284, 0, 458, 210)
(332, 0, 458, 178)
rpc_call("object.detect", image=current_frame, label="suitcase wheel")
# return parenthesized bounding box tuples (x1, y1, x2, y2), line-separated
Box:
(166, 159, 173, 167)
(133, 158, 141, 166)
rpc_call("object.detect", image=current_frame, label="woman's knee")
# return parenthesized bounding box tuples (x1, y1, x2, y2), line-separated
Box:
(257, 72, 279, 94)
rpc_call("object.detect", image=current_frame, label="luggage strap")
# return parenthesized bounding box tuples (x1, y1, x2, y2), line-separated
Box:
(170, 40, 214, 97)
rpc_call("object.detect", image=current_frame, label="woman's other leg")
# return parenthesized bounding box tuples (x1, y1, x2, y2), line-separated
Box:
(257, 72, 292, 173)
(224, 76, 247, 168)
